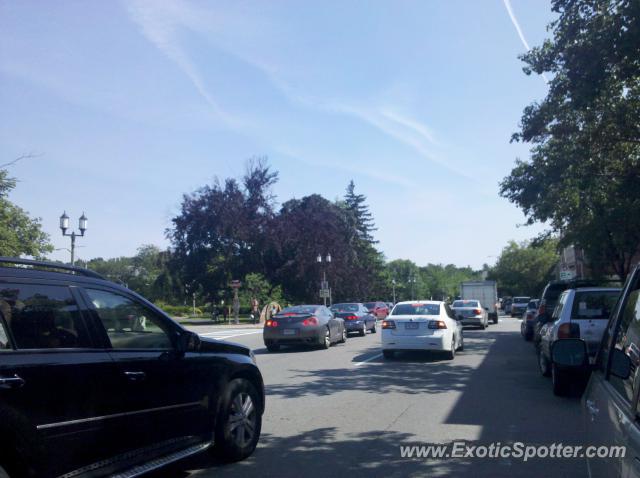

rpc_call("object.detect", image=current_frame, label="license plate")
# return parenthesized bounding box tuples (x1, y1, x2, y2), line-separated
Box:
(405, 322, 419, 330)
(283, 329, 297, 336)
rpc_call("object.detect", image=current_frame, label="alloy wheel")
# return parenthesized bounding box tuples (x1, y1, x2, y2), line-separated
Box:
(226, 392, 257, 449)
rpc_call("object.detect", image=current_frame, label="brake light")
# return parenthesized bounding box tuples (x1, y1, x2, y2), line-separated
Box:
(382, 320, 396, 329)
(473, 309, 482, 315)
(558, 323, 579, 338)
(266, 320, 278, 327)
(302, 316, 318, 326)
(344, 315, 357, 320)
(428, 320, 447, 329)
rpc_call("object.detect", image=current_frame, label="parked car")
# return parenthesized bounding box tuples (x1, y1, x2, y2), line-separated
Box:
(533, 279, 620, 348)
(0, 258, 265, 478)
(520, 299, 540, 340)
(510, 296, 531, 317)
(386, 302, 394, 311)
(503, 298, 513, 315)
(330, 303, 376, 336)
(451, 299, 489, 329)
(364, 301, 389, 319)
(537, 287, 621, 391)
(381, 301, 463, 360)
(264, 305, 346, 351)
(550, 264, 640, 476)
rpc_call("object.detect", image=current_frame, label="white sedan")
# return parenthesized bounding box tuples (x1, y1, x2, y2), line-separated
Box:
(381, 300, 463, 359)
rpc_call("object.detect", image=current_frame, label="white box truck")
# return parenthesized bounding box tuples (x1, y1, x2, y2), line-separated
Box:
(460, 281, 499, 324)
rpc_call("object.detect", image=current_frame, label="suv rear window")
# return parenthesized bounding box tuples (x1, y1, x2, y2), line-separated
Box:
(0, 284, 90, 349)
(570, 290, 620, 321)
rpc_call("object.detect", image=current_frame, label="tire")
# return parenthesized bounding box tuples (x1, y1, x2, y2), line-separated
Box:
(359, 327, 366, 337)
(339, 327, 347, 344)
(371, 322, 377, 333)
(552, 364, 570, 396)
(320, 327, 331, 349)
(493, 317, 498, 324)
(444, 337, 456, 360)
(480, 322, 486, 330)
(383, 350, 394, 359)
(457, 333, 464, 351)
(266, 343, 280, 352)
(213, 378, 262, 463)
(538, 348, 551, 377)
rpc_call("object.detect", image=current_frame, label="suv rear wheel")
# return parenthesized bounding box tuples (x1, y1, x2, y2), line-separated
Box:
(213, 378, 262, 462)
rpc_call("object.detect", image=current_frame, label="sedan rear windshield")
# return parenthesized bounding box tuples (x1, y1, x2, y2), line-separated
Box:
(279, 306, 318, 315)
(331, 303, 359, 312)
(570, 290, 620, 321)
(392, 304, 440, 316)
(452, 300, 479, 308)
(513, 297, 530, 304)
(364, 302, 376, 309)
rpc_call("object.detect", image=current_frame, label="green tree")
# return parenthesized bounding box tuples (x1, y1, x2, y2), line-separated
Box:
(502, 0, 640, 280)
(488, 239, 559, 297)
(0, 168, 52, 258)
(344, 180, 377, 243)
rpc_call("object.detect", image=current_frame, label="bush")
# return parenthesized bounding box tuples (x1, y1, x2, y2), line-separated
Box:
(155, 302, 203, 317)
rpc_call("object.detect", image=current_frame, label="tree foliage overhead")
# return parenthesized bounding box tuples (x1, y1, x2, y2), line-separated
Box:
(487, 238, 559, 297)
(0, 168, 52, 258)
(501, 0, 640, 279)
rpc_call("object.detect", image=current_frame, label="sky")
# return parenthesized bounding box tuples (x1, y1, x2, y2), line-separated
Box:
(0, 0, 554, 269)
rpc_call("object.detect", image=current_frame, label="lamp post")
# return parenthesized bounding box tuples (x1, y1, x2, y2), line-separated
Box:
(408, 276, 417, 300)
(59, 212, 87, 266)
(317, 253, 332, 306)
(392, 278, 397, 304)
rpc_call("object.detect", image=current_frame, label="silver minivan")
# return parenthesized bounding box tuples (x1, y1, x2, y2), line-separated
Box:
(550, 264, 640, 477)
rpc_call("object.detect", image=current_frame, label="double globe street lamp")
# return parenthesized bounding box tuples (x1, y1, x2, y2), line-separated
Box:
(317, 253, 332, 306)
(59, 211, 88, 266)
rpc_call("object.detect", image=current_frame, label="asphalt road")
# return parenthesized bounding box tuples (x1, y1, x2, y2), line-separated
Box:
(153, 315, 587, 478)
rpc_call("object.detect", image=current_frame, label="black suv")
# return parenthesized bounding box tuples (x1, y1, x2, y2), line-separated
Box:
(0, 258, 264, 478)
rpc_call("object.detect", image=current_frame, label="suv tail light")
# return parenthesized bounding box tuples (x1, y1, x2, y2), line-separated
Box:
(558, 322, 580, 339)
(265, 320, 278, 327)
(302, 316, 318, 326)
(428, 320, 447, 329)
(344, 315, 357, 320)
(538, 302, 546, 317)
(382, 320, 396, 329)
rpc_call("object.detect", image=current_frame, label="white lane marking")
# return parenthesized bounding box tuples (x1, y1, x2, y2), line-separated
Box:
(354, 353, 383, 367)
(200, 330, 263, 340)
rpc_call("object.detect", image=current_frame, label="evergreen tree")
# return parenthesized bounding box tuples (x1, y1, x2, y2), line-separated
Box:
(344, 180, 377, 243)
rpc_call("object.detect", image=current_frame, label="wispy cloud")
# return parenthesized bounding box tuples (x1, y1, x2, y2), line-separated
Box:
(502, 0, 549, 84)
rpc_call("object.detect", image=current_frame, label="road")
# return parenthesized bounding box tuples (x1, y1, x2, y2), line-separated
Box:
(153, 315, 587, 478)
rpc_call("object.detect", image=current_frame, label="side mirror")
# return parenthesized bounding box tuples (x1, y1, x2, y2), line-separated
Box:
(178, 331, 200, 353)
(484, 307, 489, 311)
(551, 339, 588, 367)
(610, 348, 632, 379)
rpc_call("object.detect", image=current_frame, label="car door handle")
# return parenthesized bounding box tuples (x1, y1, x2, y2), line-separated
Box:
(0, 374, 26, 389)
(586, 399, 599, 417)
(124, 371, 146, 382)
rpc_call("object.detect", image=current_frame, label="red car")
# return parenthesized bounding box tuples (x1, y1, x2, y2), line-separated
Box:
(364, 301, 389, 319)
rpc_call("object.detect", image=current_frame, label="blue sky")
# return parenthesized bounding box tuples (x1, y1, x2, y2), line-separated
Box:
(0, 0, 554, 268)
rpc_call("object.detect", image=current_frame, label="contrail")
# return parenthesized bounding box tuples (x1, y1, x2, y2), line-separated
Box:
(502, 0, 549, 84)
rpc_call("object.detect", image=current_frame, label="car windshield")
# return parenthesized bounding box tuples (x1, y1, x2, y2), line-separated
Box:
(571, 290, 620, 320)
(364, 302, 376, 309)
(527, 300, 539, 309)
(513, 297, 530, 304)
(392, 303, 440, 316)
(331, 303, 359, 312)
(279, 306, 318, 315)
(452, 300, 479, 308)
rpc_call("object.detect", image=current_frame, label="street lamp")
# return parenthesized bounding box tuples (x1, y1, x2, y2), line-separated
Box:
(392, 278, 397, 304)
(59, 211, 88, 266)
(408, 276, 417, 300)
(317, 253, 332, 306)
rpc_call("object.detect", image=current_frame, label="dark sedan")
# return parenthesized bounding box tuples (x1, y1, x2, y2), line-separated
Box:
(330, 303, 377, 336)
(263, 305, 346, 352)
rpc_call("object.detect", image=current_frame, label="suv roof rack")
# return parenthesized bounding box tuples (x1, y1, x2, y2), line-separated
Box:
(0, 257, 105, 280)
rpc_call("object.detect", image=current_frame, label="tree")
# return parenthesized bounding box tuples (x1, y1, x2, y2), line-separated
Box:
(502, 0, 640, 280)
(344, 180, 377, 243)
(488, 239, 559, 297)
(0, 168, 52, 258)
(169, 159, 278, 302)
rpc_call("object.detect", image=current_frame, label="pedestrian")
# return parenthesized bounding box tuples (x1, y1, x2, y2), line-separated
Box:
(251, 298, 260, 325)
